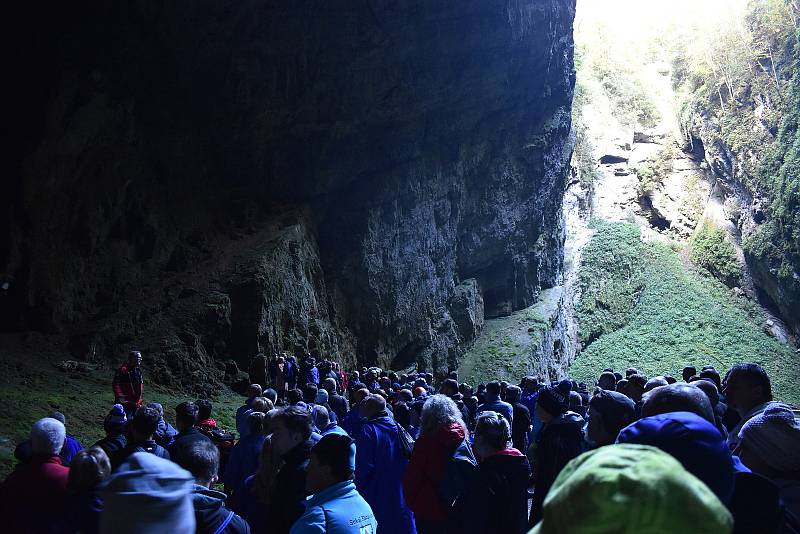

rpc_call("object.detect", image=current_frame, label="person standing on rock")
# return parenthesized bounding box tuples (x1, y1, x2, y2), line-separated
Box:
(113, 350, 144, 418)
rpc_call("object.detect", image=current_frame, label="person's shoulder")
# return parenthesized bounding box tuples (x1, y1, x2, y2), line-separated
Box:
(289, 505, 325, 534)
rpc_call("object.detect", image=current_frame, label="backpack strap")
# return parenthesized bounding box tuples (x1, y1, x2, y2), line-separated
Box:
(213, 510, 235, 534)
(322, 506, 330, 529)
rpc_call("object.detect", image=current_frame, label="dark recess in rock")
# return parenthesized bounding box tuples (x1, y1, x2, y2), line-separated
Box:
(2, 1, 576, 389)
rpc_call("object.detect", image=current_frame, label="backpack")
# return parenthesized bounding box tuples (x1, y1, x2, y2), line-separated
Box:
(394, 422, 415, 459)
(439, 439, 478, 510)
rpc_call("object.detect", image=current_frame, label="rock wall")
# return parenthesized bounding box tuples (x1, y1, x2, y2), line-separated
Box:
(2, 0, 576, 387)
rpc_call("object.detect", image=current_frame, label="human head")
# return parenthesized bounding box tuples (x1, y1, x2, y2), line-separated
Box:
(360, 394, 386, 419)
(246, 411, 266, 435)
(31, 418, 66, 456)
(251, 396, 273, 414)
(473, 411, 511, 460)
(736, 403, 800, 479)
(272, 406, 313, 455)
(352, 388, 370, 406)
(536, 380, 572, 422)
(49, 411, 66, 425)
(587, 390, 635, 447)
(698, 368, 722, 390)
(617, 412, 735, 504)
(569, 391, 583, 412)
(104, 404, 128, 436)
(625, 367, 639, 378)
(131, 406, 160, 441)
(692, 379, 720, 408)
(420, 394, 467, 438)
(175, 401, 199, 432)
(723, 363, 772, 417)
(485, 381, 501, 398)
(641, 383, 715, 424)
(522, 377, 539, 394)
(195, 399, 213, 421)
(246, 384, 263, 399)
(625, 374, 647, 402)
(146, 402, 164, 419)
(315, 388, 329, 405)
(263, 388, 278, 404)
(68, 447, 112, 493)
(682, 365, 697, 382)
(128, 350, 142, 367)
(597, 372, 617, 391)
(506, 385, 522, 403)
(177, 438, 220, 487)
(440, 379, 459, 397)
(306, 434, 356, 494)
(643, 376, 668, 393)
(529, 444, 733, 533)
(312, 404, 330, 430)
(303, 383, 318, 404)
(322, 377, 338, 394)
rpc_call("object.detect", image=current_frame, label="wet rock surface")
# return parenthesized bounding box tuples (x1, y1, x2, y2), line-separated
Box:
(2, 1, 576, 386)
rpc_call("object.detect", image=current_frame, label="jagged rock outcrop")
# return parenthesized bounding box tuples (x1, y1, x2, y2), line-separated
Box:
(2, 0, 576, 386)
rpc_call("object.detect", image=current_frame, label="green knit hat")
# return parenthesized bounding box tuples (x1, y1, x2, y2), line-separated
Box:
(529, 444, 733, 534)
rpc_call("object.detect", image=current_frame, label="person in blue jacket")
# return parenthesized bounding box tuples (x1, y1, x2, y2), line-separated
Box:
(290, 433, 377, 534)
(354, 395, 416, 534)
(225, 412, 268, 496)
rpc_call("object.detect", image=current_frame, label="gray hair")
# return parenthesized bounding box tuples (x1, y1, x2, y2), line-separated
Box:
(475, 411, 511, 450)
(146, 402, 164, 417)
(312, 405, 330, 429)
(31, 418, 66, 455)
(420, 394, 467, 438)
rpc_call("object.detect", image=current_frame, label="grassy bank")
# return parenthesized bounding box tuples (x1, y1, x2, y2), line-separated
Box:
(0, 335, 243, 479)
(570, 221, 800, 406)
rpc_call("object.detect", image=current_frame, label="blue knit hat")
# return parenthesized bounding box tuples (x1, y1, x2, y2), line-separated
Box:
(616, 411, 735, 504)
(104, 404, 128, 433)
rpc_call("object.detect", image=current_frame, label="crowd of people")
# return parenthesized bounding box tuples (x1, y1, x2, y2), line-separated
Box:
(2, 350, 799, 533)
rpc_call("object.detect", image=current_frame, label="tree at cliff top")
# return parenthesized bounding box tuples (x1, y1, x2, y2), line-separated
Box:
(670, 0, 800, 327)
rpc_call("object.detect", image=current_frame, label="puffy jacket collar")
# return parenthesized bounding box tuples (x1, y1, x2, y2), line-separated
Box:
(434, 422, 466, 445)
(485, 447, 525, 459)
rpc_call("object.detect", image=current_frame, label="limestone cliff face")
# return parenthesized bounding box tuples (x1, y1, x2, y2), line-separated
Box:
(3, 0, 576, 386)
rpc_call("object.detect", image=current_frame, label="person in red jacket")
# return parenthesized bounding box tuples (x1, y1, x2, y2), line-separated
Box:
(1, 417, 71, 533)
(403, 394, 469, 534)
(113, 351, 144, 417)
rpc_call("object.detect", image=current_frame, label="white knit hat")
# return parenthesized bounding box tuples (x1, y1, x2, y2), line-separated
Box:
(738, 403, 800, 474)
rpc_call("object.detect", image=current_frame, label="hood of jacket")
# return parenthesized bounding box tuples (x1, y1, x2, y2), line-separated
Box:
(616, 411, 734, 504)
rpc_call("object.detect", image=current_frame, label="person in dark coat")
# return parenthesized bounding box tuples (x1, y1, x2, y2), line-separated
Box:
(463, 412, 531, 534)
(111, 405, 170, 469)
(224, 412, 267, 496)
(354, 395, 417, 534)
(93, 404, 129, 458)
(586, 389, 635, 447)
(1, 418, 70, 533)
(149, 402, 178, 448)
(62, 447, 112, 534)
(505, 386, 532, 454)
(170, 401, 213, 467)
(528, 380, 585, 526)
(235, 384, 263, 438)
(268, 406, 315, 534)
(323, 377, 349, 422)
(180, 438, 250, 534)
(477, 381, 513, 426)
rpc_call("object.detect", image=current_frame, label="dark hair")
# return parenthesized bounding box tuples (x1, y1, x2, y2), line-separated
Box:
(132, 406, 160, 437)
(247, 411, 266, 435)
(728, 363, 773, 401)
(625, 368, 639, 377)
(264, 388, 278, 403)
(627, 374, 647, 389)
(475, 411, 511, 450)
(441, 379, 459, 395)
(303, 383, 319, 403)
(195, 399, 213, 420)
(312, 434, 354, 481)
(68, 447, 111, 493)
(287, 389, 303, 405)
(176, 402, 199, 425)
(486, 381, 501, 396)
(179, 438, 219, 484)
(274, 406, 313, 440)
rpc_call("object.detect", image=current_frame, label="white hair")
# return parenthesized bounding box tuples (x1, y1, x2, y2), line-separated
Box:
(420, 394, 467, 438)
(31, 418, 66, 455)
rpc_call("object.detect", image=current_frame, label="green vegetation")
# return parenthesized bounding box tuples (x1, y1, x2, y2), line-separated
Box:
(689, 223, 741, 286)
(635, 144, 676, 194)
(672, 0, 800, 293)
(571, 221, 800, 406)
(458, 288, 560, 385)
(0, 351, 242, 479)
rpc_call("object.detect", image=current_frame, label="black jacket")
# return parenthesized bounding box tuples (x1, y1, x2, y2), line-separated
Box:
(269, 439, 313, 534)
(111, 439, 170, 469)
(328, 392, 349, 421)
(92, 434, 127, 459)
(192, 484, 251, 534)
(511, 402, 532, 453)
(463, 451, 531, 534)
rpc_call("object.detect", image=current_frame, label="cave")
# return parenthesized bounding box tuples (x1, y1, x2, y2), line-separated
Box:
(2, 1, 577, 387)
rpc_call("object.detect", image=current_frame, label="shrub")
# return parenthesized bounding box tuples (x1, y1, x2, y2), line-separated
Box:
(689, 223, 741, 286)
